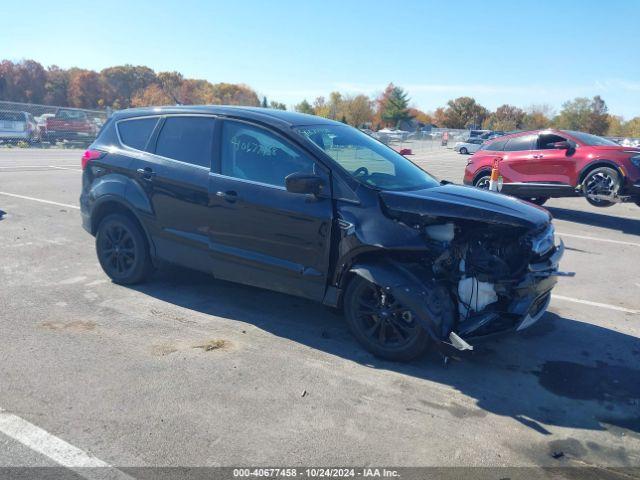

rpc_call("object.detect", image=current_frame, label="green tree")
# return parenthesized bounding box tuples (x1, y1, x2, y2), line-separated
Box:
(554, 96, 610, 134)
(261, 96, 268, 108)
(294, 99, 314, 115)
(377, 83, 412, 128)
(269, 100, 287, 110)
(442, 97, 488, 129)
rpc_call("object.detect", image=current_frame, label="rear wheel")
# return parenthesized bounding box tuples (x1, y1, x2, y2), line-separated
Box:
(96, 213, 152, 284)
(583, 167, 620, 207)
(343, 276, 430, 361)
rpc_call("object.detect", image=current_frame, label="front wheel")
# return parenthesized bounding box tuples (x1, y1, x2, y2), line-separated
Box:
(343, 276, 430, 361)
(459, 147, 468, 155)
(527, 197, 549, 206)
(583, 167, 620, 207)
(96, 213, 152, 284)
(474, 173, 491, 190)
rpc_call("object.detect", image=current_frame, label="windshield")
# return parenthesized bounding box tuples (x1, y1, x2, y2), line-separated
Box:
(296, 125, 439, 191)
(565, 130, 619, 146)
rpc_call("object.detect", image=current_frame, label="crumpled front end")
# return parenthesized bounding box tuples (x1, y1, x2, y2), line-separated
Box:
(348, 193, 572, 355)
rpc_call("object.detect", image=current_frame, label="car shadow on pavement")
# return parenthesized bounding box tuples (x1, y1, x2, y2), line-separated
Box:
(132, 265, 640, 440)
(548, 206, 640, 236)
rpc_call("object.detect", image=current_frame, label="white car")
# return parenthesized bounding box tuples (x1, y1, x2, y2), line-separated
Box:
(377, 128, 410, 141)
(454, 138, 484, 154)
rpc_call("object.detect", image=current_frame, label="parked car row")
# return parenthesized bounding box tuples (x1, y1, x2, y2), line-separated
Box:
(0, 108, 104, 146)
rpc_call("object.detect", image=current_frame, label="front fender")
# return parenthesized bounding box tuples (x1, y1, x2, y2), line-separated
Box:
(350, 259, 455, 340)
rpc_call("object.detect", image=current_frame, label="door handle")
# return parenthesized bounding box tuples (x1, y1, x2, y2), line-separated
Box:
(216, 190, 238, 203)
(532, 155, 544, 159)
(136, 167, 156, 179)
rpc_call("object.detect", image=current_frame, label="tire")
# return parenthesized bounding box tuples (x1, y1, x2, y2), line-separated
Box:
(459, 147, 468, 155)
(343, 276, 431, 361)
(473, 173, 491, 190)
(96, 213, 152, 285)
(527, 197, 549, 206)
(582, 167, 620, 208)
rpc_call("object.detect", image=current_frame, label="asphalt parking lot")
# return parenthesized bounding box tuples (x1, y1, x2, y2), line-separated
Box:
(0, 147, 639, 476)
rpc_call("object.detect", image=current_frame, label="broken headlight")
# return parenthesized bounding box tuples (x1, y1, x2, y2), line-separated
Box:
(530, 224, 555, 256)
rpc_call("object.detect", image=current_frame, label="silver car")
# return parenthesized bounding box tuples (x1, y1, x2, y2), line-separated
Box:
(0, 111, 40, 144)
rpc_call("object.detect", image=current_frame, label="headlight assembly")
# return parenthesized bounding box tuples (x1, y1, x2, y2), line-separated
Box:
(531, 224, 555, 256)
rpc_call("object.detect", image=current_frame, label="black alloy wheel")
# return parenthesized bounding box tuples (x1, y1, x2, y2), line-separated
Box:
(344, 277, 430, 361)
(96, 213, 152, 284)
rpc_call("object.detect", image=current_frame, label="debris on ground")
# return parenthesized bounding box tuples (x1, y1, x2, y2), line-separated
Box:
(551, 451, 565, 460)
(193, 339, 228, 351)
(301, 390, 308, 397)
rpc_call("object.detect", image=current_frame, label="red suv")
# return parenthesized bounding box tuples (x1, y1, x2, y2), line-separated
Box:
(463, 129, 640, 207)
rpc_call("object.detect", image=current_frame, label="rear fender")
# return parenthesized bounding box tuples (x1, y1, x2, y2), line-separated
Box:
(349, 259, 455, 340)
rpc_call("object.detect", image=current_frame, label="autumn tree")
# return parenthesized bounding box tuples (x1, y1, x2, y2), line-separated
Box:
(67, 69, 104, 108)
(294, 99, 314, 115)
(442, 97, 488, 129)
(313, 96, 330, 118)
(433, 107, 447, 127)
(342, 94, 373, 126)
(376, 83, 412, 128)
(210, 83, 259, 106)
(44, 66, 69, 105)
(483, 104, 525, 131)
(522, 104, 554, 129)
(131, 84, 173, 107)
(408, 108, 433, 126)
(100, 65, 157, 108)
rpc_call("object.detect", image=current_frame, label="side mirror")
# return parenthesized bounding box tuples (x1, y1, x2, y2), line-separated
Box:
(285, 172, 324, 195)
(551, 141, 571, 150)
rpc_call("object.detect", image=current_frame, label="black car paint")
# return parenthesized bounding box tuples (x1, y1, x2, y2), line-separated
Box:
(82, 106, 558, 349)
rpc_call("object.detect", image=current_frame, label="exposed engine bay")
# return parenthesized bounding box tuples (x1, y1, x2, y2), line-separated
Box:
(348, 203, 568, 354)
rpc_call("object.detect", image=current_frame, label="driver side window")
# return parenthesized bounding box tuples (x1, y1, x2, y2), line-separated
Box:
(221, 121, 315, 187)
(538, 133, 571, 150)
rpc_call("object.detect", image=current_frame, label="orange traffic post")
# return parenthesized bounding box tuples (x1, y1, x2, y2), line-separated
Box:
(489, 157, 502, 191)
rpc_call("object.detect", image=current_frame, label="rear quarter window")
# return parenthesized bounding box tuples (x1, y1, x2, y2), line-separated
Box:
(117, 117, 159, 151)
(504, 135, 536, 151)
(483, 139, 507, 151)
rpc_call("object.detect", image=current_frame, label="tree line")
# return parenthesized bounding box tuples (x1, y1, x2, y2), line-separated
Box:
(0, 59, 261, 110)
(1, 59, 639, 137)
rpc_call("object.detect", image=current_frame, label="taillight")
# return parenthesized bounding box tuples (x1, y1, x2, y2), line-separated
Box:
(81, 149, 104, 169)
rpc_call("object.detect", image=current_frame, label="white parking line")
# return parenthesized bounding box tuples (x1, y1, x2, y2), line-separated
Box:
(0, 408, 133, 479)
(557, 231, 640, 248)
(49, 165, 82, 172)
(0, 191, 80, 210)
(553, 294, 639, 314)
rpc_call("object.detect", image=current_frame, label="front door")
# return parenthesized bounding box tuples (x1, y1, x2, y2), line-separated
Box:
(207, 119, 333, 300)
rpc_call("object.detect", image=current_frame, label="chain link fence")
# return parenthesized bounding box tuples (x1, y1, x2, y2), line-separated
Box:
(0, 101, 109, 148)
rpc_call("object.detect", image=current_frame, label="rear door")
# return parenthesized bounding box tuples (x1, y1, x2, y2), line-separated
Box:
(208, 119, 333, 300)
(126, 115, 217, 271)
(498, 134, 538, 182)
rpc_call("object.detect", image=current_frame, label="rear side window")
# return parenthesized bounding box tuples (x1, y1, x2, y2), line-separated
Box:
(484, 139, 507, 151)
(504, 135, 536, 151)
(155, 116, 216, 168)
(118, 118, 158, 150)
(0, 112, 26, 122)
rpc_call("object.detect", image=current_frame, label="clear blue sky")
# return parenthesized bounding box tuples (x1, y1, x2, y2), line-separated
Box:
(3, 0, 640, 117)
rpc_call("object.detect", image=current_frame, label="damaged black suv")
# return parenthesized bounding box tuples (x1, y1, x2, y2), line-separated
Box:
(81, 106, 566, 361)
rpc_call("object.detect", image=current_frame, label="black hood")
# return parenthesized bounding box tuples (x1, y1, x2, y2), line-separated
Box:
(379, 184, 551, 230)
